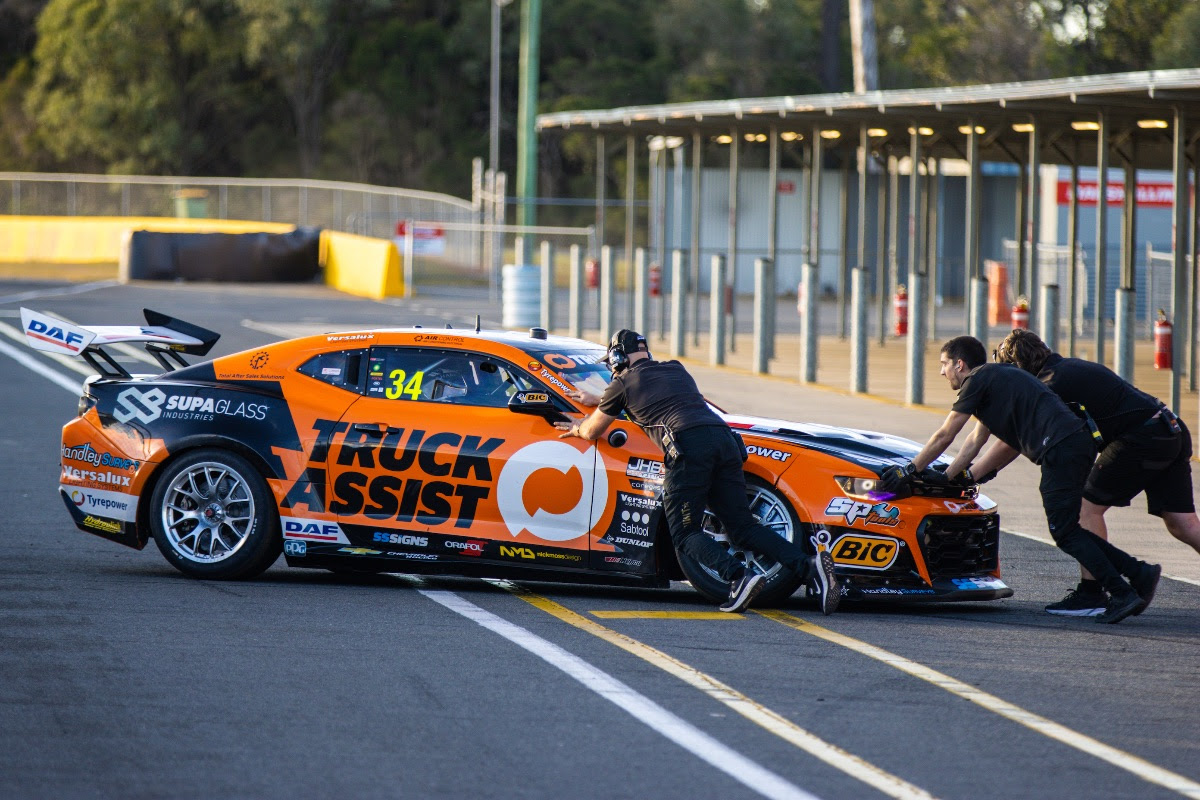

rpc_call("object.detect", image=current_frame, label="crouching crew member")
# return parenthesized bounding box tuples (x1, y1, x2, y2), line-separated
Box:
(994, 329, 1188, 615)
(878, 335, 1160, 624)
(556, 330, 840, 614)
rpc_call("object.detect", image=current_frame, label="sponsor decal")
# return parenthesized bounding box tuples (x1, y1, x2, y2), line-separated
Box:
(62, 485, 137, 520)
(327, 333, 373, 342)
(824, 497, 900, 528)
(859, 587, 936, 596)
(829, 533, 901, 570)
(372, 532, 429, 547)
(387, 552, 438, 561)
(22, 310, 92, 353)
(61, 443, 139, 471)
(413, 334, 464, 344)
(445, 539, 487, 556)
(339, 547, 382, 556)
(281, 420, 501, 529)
(536, 368, 573, 393)
(952, 577, 1006, 590)
(283, 540, 307, 556)
(943, 500, 980, 514)
(611, 536, 651, 547)
(113, 388, 268, 424)
(500, 545, 536, 560)
(62, 465, 132, 487)
(626, 458, 664, 484)
(541, 352, 603, 369)
(745, 444, 793, 462)
(249, 351, 270, 370)
(496, 440, 607, 542)
(603, 556, 643, 567)
(321, 367, 342, 376)
(282, 517, 347, 542)
(617, 508, 653, 541)
(618, 491, 656, 510)
(82, 515, 123, 534)
(517, 392, 549, 404)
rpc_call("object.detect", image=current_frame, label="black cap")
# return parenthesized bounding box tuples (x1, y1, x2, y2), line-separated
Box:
(610, 329, 647, 354)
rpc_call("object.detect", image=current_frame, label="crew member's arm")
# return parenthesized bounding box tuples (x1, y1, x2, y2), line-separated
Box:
(565, 389, 602, 407)
(964, 439, 1020, 483)
(911, 411, 972, 471)
(554, 409, 616, 441)
(944, 420, 991, 477)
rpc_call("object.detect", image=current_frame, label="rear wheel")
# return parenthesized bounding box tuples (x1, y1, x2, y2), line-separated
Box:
(675, 475, 810, 606)
(149, 449, 280, 580)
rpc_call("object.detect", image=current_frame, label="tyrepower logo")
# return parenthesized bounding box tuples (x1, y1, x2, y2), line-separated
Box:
(830, 534, 900, 570)
(444, 539, 487, 556)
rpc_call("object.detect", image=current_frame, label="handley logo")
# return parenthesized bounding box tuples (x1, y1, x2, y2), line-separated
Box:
(829, 534, 900, 570)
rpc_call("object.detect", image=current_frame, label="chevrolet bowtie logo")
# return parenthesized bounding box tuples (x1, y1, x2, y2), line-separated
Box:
(338, 547, 382, 556)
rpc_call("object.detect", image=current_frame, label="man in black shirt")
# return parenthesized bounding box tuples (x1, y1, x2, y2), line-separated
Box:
(995, 329, 1192, 615)
(878, 335, 1160, 624)
(555, 330, 840, 614)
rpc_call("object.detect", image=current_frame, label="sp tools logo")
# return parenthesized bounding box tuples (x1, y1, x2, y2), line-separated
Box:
(496, 440, 607, 542)
(114, 387, 167, 424)
(824, 497, 901, 528)
(829, 534, 900, 570)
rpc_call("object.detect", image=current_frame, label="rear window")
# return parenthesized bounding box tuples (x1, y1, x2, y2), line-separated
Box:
(297, 349, 366, 391)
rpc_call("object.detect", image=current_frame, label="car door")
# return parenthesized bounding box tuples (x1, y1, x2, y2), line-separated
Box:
(326, 345, 601, 568)
(588, 416, 664, 575)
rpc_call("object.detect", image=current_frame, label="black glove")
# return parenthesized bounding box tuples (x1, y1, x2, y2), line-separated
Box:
(878, 461, 916, 494)
(920, 467, 952, 486)
(973, 467, 998, 484)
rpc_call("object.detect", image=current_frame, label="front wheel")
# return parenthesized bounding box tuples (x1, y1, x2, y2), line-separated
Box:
(149, 448, 280, 580)
(675, 475, 810, 606)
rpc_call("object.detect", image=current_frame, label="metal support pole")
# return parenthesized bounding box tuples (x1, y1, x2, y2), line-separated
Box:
(970, 277, 989, 343)
(634, 247, 649, 335)
(1114, 287, 1135, 381)
(766, 128, 780, 359)
(753, 258, 770, 374)
(1171, 108, 1189, 412)
(1191, 141, 1200, 392)
(595, 135, 606, 255)
(1120, 133, 1138, 365)
(691, 131, 703, 347)
(1095, 114, 1109, 364)
(1016, 162, 1027, 300)
(600, 245, 615, 339)
(657, 143, 669, 338)
(887, 153, 900, 341)
(965, 122, 982, 336)
(856, 126, 869, 339)
(568, 244, 583, 339)
(403, 219, 415, 298)
(727, 127, 739, 353)
(851, 267, 868, 393)
(709, 254, 727, 366)
(876, 148, 890, 347)
(1028, 122, 1043, 334)
(1067, 140, 1080, 357)
(906, 128, 925, 405)
(670, 249, 686, 358)
(625, 134, 636, 326)
(801, 262, 819, 383)
(1040, 283, 1060, 353)
(838, 147, 851, 339)
(540, 240, 554, 331)
(926, 157, 939, 341)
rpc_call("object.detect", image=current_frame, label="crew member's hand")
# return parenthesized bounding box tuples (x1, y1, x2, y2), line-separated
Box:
(566, 389, 601, 407)
(878, 462, 916, 493)
(921, 467, 952, 486)
(555, 421, 581, 439)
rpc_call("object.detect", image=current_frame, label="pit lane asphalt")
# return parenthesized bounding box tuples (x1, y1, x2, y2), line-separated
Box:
(2, 280, 1199, 800)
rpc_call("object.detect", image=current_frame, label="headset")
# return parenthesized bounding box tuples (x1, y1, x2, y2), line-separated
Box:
(607, 329, 649, 373)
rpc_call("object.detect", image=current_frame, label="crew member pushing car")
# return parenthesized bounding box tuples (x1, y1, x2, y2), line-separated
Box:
(994, 329, 1187, 616)
(556, 330, 840, 614)
(878, 335, 1160, 624)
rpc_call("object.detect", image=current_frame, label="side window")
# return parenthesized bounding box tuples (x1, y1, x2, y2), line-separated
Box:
(297, 349, 366, 392)
(367, 348, 540, 408)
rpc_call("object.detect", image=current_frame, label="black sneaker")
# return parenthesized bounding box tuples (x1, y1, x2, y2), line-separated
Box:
(812, 551, 840, 616)
(1096, 588, 1144, 624)
(720, 570, 765, 613)
(1129, 563, 1162, 616)
(1044, 583, 1106, 617)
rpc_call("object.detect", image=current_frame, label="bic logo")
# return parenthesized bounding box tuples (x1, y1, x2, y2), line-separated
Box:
(519, 392, 549, 404)
(283, 540, 307, 557)
(500, 546, 536, 560)
(830, 534, 900, 570)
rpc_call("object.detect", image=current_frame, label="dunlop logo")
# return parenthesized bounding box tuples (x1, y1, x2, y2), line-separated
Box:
(830, 534, 899, 570)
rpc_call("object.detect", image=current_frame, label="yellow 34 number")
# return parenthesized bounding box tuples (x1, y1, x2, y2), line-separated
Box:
(385, 369, 424, 400)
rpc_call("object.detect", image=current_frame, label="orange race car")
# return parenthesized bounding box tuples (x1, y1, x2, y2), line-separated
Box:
(24, 307, 1012, 606)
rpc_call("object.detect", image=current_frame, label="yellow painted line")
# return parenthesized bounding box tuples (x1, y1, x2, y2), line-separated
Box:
(493, 580, 937, 800)
(757, 609, 1200, 799)
(590, 610, 742, 620)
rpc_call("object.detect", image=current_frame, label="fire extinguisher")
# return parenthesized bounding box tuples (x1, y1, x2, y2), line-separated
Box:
(585, 258, 600, 289)
(893, 285, 909, 337)
(649, 261, 662, 297)
(1011, 296, 1030, 330)
(1155, 309, 1173, 370)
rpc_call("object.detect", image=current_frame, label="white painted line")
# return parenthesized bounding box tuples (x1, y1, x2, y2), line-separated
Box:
(502, 582, 937, 800)
(421, 588, 821, 800)
(1002, 527, 1200, 587)
(0, 280, 118, 305)
(0, 336, 81, 394)
(759, 610, 1200, 799)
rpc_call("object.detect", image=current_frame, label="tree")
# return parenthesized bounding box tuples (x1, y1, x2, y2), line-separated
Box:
(1152, 1, 1200, 68)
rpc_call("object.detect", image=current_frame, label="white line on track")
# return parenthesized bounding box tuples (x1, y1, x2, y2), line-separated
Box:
(0, 336, 81, 394)
(420, 588, 822, 800)
(0, 280, 118, 305)
(1002, 527, 1200, 588)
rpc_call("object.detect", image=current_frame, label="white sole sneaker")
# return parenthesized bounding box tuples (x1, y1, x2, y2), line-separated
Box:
(720, 572, 765, 613)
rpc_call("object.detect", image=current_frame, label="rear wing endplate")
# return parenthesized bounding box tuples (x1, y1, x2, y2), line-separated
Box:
(20, 307, 220, 378)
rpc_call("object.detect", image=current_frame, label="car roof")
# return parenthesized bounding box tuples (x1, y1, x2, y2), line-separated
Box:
(297, 327, 608, 360)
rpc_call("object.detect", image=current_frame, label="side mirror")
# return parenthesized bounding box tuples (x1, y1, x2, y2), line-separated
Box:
(508, 391, 569, 424)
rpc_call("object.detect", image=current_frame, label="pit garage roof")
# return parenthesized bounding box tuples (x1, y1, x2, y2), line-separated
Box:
(537, 69, 1200, 169)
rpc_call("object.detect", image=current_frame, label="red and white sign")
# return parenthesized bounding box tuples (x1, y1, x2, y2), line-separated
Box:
(777, 180, 796, 195)
(394, 221, 446, 255)
(1056, 181, 1182, 208)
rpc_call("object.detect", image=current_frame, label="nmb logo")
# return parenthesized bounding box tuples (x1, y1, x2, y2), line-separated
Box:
(830, 534, 899, 570)
(500, 545, 535, 560)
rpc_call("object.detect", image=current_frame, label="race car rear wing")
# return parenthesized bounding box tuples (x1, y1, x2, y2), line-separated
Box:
(20, 307, 220, 378)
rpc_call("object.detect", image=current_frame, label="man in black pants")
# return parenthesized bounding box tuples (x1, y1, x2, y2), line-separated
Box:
(555, 330, 839, 614)
(994, 329, 1188, 615)
(878, 335, 1160, 624)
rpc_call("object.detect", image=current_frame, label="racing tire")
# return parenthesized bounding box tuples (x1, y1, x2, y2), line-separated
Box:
(675, 475, 810, 607)
(149, 448, 281, 580)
